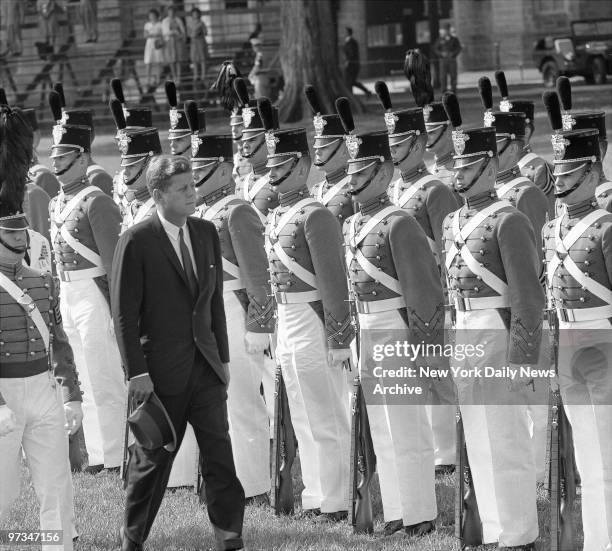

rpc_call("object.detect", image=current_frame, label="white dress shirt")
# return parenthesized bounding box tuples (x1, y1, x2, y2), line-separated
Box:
(158, 211, 198, 277)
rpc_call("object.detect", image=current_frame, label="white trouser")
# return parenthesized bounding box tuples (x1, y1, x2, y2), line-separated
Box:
(455, 309, 538, 547)
(0, 372, 75, 551)
(358, 308, 437, 524)
(558, 318, 612, 551)
(60, 278, 126, 467)
(275, 302, 351, 512)
(225, 292, 271, 497)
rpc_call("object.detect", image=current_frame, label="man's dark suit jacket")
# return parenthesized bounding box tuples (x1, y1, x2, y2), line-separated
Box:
(111, 211, 229, 395)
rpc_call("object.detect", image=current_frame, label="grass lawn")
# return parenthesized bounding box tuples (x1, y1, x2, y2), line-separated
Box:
(1, 453, 583, 551)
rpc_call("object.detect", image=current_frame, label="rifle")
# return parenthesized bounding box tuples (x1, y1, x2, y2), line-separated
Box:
(455, 408, 483, 547)
(348, 373, 376, 534)
(545, 272, 576, 551)
(271, 360, 297, 515)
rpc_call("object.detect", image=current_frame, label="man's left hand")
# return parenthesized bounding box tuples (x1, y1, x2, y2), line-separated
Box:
(328, 348, 351, 369)
(64, 401, 83, 435)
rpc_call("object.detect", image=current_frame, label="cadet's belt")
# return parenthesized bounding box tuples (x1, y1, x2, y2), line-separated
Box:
(58, 266, 106, 282)
(557, 305, 612, 323)
(454, 295, 510, 311)
(275, 290, 321, 304)
(355, 296, 406, 314)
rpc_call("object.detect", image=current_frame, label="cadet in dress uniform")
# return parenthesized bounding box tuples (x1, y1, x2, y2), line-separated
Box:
(118, 128, 162, 232)
(494, 70, 555, 215)
(441, 92, 544, 550)
(478, 77, 549, 240)
(26, 106, 61, 199)
(337, 96, 441, 537)
(187, 101, 274, 502)
(47, 104, 126, 471)
(229, 103, 252, 196)
(303, 85, 354, 225)
(374, 80, 458, 471)
(0, 104, 82, 551)
(259, 97, 353, 521)
(542, 90, 612, 551)
(164, 80, 206, 157)
(233, 79, 279, 224)
(51, 83, 113, 197)
(404, 49, 461, 204)
(556, 76, 611, 213)
(109, 78, 153, 213)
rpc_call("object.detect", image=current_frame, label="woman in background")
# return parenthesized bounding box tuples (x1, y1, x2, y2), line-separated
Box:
(187, 7, 208, 89)
(162, 5, 185, 85)
(144, 9, 164, 87)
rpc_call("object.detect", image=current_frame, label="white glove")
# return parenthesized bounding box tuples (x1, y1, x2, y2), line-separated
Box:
(0, 404, 17, 437)
(64, 401, 83, 435)
(244, 332, 270, 355)
(327, 348, 351, 369)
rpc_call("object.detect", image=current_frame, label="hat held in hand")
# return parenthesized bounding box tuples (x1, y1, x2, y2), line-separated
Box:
(127, 393, 177, 452)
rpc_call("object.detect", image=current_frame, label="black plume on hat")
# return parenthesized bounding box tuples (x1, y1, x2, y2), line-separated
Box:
(210, 60, 242, 113)
(442, 92, 462, 128)
(335, 97, 354, 134)
(478, 77, 493, 110)
(494, 70, 509, 98)
(257, 97, 275, 131)
(0, 88, 8, 106)
(53, 82, 66, 108)
(542, 91, 563, 132)
(556, 76, 572, 111)
(374, 81, 392, 110)
(109, 99, 126, 130)
(110, 78, 125, 103)
(233, 78, 250, 108)
(184, 100, 200, 133)
(404, 49, 434, 107)
(49, 91, 63, 122)
(165, 80, 178, 108)
(304, 85, 322, 115)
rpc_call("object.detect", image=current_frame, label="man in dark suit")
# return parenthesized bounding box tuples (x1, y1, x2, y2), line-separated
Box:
(111, 154, 245, 551)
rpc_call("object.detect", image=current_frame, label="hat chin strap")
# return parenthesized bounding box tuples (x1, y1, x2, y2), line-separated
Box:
(554, 166, 591, 198)
(392, 135, 417, 167)
(349, 163, 382, 196)
(269, 158, 298, 187)
(426, 125, 448, 150)
(194, 163, 220, 188)
(54, 152, 81, 176)
(313, 140, 343, 167)
(0, 234, 27, 256)
(124, 157, 150, 188)
(456, 157, 488, 195)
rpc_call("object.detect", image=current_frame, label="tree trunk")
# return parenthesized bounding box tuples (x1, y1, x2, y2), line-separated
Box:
(277, 0, 363, 123)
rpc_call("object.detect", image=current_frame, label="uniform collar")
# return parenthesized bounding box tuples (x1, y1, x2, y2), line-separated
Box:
(401, 163, 427, 184)
(202, 182, 236, 207)
(465, 189, 498, 211)
(325, 166, 346, 186)
(434, 151, 453, 169)
(0, 258, 23, 277)
(278, 185, 309, 207)
(565, 197, 599, 219)
(359, 193, 391, 216)
(252, 160, 268, 177)
(61, 177, 89, 195)
(496, 165, 521, 185)
(133, 186, 151, 202)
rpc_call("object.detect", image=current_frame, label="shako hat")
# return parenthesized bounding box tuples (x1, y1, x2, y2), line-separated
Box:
(185, 100, 233, 167)
(119, 128, 162, 167)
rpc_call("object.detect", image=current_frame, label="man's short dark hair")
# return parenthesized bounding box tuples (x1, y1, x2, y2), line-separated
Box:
(346, 27, 353, 36)
(146, 155, 191, 196)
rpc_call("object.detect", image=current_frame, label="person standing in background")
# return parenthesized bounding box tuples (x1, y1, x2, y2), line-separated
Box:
(144, 9, 164, 88)
(187, 7, 208, 90)
(248, 38, 265, 98)
(37, 0, 65, 50)
(433, 24, 462, 94)
(342, 27, 371, 97)
(80, 0, 98, 43)
(162, 5, 185, 85)
(2, 0, 24, 56)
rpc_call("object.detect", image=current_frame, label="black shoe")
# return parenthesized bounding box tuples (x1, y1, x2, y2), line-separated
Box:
(245, 493, 270, 506)
(498, 543, 536, 550)
(435, 464, 456, 475)
(104, 466, 120, 474)
(404, 519, 435, 537)
(382, 519, 404, 536)
(84, 464, 104, 475)
(313, 510, 348, 523)
(119, 527, 143, 551)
